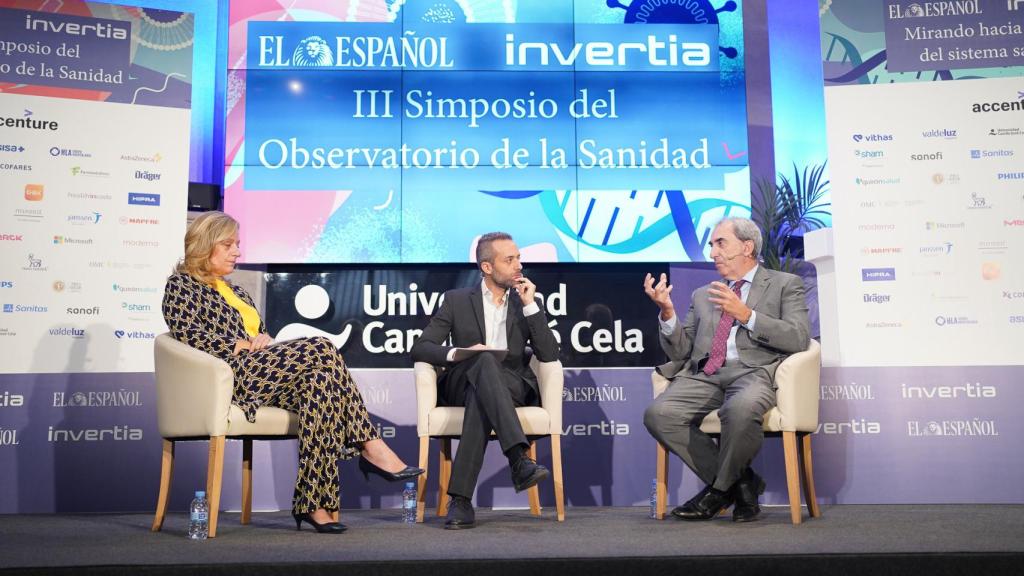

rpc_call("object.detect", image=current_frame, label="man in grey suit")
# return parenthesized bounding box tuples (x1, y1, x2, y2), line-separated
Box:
(411, 232, 560, 529)
(643, 217, 809, 522)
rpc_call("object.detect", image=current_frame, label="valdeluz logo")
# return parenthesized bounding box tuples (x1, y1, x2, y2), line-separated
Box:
(910, 151, 942, 161)
(563, 384, 627, 402)
(852, 133, 893, 142)
(970, 149, 1014, 159)
(113, 329, 155, 339)
(934, 315, 978, 326)
(48, 425, 143, 442)
(134, 170, 161, 182)
(815, 419, 881, 435)
(49, 327, 85, 339)
(907, 419, 999, 437)
(50, 146, 91, 158)
(901, 382, 996, 399)
(53, 389, 142, 408)
(820, 382, 875, 401)
(562, 419, 630, 436)
(863, 293, 891, 304)
(0, 391, 25, 407)
(921, 128, 957, 139)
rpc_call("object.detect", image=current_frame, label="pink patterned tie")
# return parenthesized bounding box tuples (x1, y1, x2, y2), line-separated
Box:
(703, 280, 745, 376)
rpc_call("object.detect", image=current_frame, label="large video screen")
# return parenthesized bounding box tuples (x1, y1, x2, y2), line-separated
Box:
(225, 0, 749, 263)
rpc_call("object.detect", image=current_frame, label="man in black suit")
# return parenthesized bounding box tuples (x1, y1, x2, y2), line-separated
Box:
(411, 232, 560, 529)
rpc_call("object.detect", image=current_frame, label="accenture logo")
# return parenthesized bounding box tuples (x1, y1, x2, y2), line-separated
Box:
(920, 242, 953, 255)
(852, 133, 893, 142)
(862, 268, 895, 281)
(972, 95, 1024, 113)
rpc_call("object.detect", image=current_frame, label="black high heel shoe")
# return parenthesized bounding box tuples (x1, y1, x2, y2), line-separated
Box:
(292, 512, 346, 534)
(358, 456, 424, 482)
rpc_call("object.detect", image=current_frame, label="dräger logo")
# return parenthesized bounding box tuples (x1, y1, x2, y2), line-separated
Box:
(562, 420, 630, 436)
(852, 133, 893, 142)
(134, 170, 161, 182)
(862, 268, 895, 281)
(815, 420, 881, 435)
(48, 425, 143, 442)
(901, 382, 996, 399)
(907, 420, 998, 437)
(863, 293, 891, 303)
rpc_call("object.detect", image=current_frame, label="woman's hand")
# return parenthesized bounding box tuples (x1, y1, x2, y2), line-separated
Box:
(250, 333, 274, 351)
(233, 340, 251, 355)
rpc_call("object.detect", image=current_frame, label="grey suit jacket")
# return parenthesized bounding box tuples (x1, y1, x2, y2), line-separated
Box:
(657, 266, 810, 381)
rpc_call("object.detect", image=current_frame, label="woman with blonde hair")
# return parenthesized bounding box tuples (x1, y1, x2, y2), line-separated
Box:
(162, 211, 421, 534)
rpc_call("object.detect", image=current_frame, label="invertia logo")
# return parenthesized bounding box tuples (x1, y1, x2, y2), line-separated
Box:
(25, 13, 128, 39)
(901, 382, 996, 399)
(815, 420, 881, 435)
(562, 420, 630, 436)
(852, 133, 893, 142)
(48, 425, 143, 442)
(0, 391, 25, 407)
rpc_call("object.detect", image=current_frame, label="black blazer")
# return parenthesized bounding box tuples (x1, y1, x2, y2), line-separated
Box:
(410, 285, 560, 393)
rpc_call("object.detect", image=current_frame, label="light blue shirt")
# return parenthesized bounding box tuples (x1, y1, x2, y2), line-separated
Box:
(659, 266, 758, 364)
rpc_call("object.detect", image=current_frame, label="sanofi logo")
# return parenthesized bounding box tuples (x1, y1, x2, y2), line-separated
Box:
(127, 192, 160, 206)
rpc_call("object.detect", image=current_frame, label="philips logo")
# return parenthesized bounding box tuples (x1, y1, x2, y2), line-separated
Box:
(127, 192, 160, 206)
(862, 268, 896, 281)
(998, 172, 1024, 180)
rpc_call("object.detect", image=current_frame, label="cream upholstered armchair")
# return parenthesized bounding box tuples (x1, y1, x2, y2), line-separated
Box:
(151, 333, 299, 538)
(652, 339, 823, 524)
(413, 357, 565, 522)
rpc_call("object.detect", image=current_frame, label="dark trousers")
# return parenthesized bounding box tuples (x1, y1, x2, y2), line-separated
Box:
(440, 353, 535, 499)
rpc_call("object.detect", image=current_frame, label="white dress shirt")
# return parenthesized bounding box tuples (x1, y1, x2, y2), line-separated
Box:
(446, 279, 540, 361)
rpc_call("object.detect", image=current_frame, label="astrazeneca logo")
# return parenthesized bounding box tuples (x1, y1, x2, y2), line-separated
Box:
(0, 144, 25, 153)
(48, 425, 143, 442)
(127, 192, 160, 206)
(863, 293, 891, 304)
(854, 149, 884, 158)
(292, 36, 334, 66)
(934, 315, 978, 326)
(53, 390, 142, 408)
(113, 329, 155, 339)
(0, 391, 25, 407)
(562, 385, 627, 402)
(49, 147, 91, 158)
(971, 149, 1014, 159)
(0, 110, 58, 131)
(820, 382, 875, 401)
(562, 420, 630, 436)
(910, 151, 942, 161)
(4, 304, 47, 313)
(907, 419, 998, 437)
(816, 420, 881, 435)
(861, 268, 895, 281)
(920, 242, 953, 255)
(48, 326, 85, 338)
(852, 133, 893, 142)
(921, 128, 957, 139)
(926, 221, 965, 230)
(901, 382, 995, 399)
(67, 212, 101, 225)
(134, 170, 161, 182)
(120, 153, 162, 162)
(24, 13, 128, 39)
(998, 172, 1024, 180)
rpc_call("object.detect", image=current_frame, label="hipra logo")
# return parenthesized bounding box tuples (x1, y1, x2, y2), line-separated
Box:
(292, 36, 334, 66)
(127, 192, 160, 206)
(562, 385, 628, 402)
(920, 242, 953, 255)
(0, 108, 58, 131)
(998, 172, 1024, 180)
(49, 146, 92, 158)
(854, 149, 884, 158)
(23, 184, 42, 201)
(67, 212, 101, 225)
(855, 176, 900, 186)
(0, 233, 22, 242)
(24, 13, 129, 40)
(921, 128, 957, 139)
(815, 420, 881, 435)
(48, 426, 143, 442)
(852, 133, 893, 142)
(901, 382, 996, 399)
(910, 151, 942, 161)
(134, 170, 161, 182)
(120, 153, 162, 163)
(53, 390, 141, 408)
(863, 293, 891, 304)
(862, 268, 895, 281)
(48, 326, 85, 339)
(926, 221, 965, 231)
(934, 315, 978, 326)
(562, 420, 630, 436)
(53, 235, 94, 246)
(0, 144, 25, 153)
(907, 420, 998, 437)
(3, 304, 48, 313)
(971, 149, 1014, 159)
(113, 329, 155, 340)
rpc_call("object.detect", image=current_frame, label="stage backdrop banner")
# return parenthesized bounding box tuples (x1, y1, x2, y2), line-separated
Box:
(0, 1, 193, 513)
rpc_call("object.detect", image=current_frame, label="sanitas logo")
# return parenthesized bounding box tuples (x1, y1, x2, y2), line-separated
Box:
(816, 419, 881, 434)
(4, 304, 47, 313)
(971, 149, 1014, 158)
(921, 128, 957, 139)
(852, 133, 893, 142)
(910, 151, 942, 161)
(48, 425, 143, 442)
(901, 382, 995, 399)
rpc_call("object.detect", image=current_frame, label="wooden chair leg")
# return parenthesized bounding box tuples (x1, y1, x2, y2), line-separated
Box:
(782, 431, 802, 525)
(206, 435, 226, 538)
(655, 442, 669, 519)
(800, 433, 821, 518)
(437, 438, 452, 518)
(527, 442, 541, 516)
(551, 435, 565, 522)
(416, 436, 429, 523)
(151, 439, 174, 532)
(241, 439, 253, 525)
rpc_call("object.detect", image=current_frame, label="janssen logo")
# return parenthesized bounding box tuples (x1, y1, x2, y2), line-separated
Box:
(907, 420, 998, 437)
(921, 128, 957, 139)
(67, 212, 101, 225)
(901, 382, 996, 399)
(920, 242, 953, 255)
(971, 149, 1014, 159)
(863, 293, 891, 304)
(24, 13, 129, 40)
(852, 133, 893, 142)
(815, 419, 881, 435)
(861, 268, 895, 281)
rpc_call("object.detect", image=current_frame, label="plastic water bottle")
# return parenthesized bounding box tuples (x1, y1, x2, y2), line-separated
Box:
(649, 479, 658, 519)
(188, 490, 209, 540)
(402, 482, 417, 524)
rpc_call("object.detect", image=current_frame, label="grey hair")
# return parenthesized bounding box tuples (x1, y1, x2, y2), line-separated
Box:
(716, 217, 763, 259)
(475, 231, 513, 266)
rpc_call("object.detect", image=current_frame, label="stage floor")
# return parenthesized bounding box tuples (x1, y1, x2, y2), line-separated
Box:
(2, 505, 1023, 574)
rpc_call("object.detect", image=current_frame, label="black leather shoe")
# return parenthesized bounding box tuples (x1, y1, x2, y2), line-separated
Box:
(670, 485, 713, 519)
(292, 512, 347, 534)
(675, 486, 734, 520)
(511, 457, 550, 493)
(444, 495, 476, 530)
(732, 468, 766, 523)
(359, 456, 425, 482)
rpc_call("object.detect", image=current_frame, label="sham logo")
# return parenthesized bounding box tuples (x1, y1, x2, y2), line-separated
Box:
(292, 36, 334, 66)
